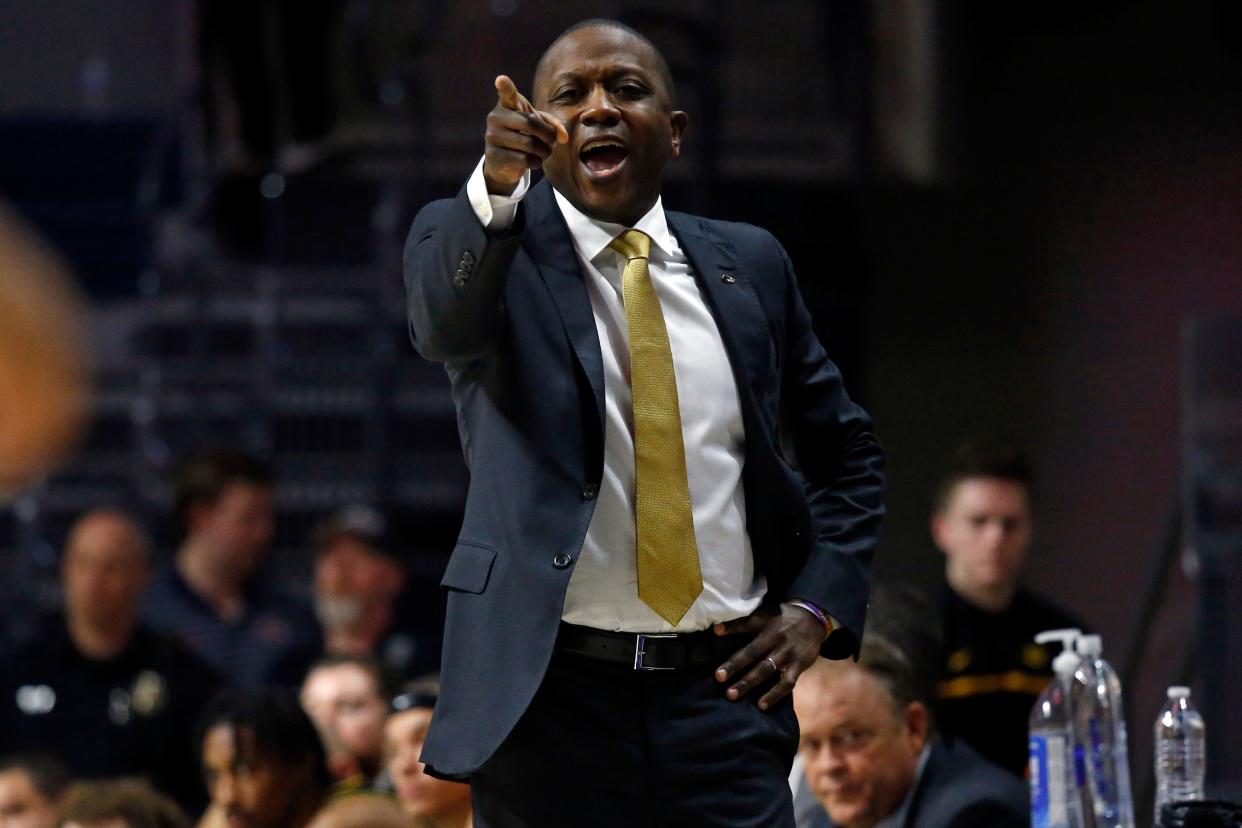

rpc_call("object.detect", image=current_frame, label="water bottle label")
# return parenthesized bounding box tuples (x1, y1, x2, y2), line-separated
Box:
(1031, 735, 1069, 828)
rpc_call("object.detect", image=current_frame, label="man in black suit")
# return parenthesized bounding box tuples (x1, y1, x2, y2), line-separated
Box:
(791, 590, 1028, 828)
(404, 18, 884, 826)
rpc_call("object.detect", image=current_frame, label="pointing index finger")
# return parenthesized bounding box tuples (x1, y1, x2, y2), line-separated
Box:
(494, 75, 532, 113)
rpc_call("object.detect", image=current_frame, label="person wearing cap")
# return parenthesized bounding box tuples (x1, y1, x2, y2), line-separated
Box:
(385, 676, 471, 828)
(317, 507, 447, 678)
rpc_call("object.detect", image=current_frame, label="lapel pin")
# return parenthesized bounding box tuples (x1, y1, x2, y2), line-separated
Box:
(720, 273, 736, 284)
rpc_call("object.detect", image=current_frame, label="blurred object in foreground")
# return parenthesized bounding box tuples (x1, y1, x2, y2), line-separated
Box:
(0, 205, 91, 498)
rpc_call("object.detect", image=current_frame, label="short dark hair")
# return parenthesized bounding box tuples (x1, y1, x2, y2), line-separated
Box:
(533, 18, 676, 107)
(58, 778, 190, 828)
(198, 688, 332, 794)
(932, 440, 1033, 513)
(0, 752, 70, 801)
(173, 447, 272, 526)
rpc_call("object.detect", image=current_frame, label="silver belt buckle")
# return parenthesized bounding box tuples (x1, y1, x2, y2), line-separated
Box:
(633, 633, 677, 671)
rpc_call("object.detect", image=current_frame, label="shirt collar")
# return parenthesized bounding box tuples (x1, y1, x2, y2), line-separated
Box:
(551, 187, 675, 264)
(874, 745, 932, 828)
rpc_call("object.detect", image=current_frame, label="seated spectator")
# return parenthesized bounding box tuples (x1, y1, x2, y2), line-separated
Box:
(301, 505, 438, 681)
(384, 676, 471, 828)
(791, 585, 1028, 828)
(197, 688, 333, 828)
(300, 655, 390, 786)
(142, 449, 320, 688)
(0, 753, 68, 828)
(58, 779, 189, 828)
(930, 442, 1086, 776)
(309, 716, 365, 790)
(0, 511, 217, 811)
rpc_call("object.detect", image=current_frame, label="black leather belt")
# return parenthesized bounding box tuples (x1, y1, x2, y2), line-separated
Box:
(556, 623, 742, 671)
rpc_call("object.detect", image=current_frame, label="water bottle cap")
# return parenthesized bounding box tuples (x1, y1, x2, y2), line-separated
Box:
(1167, 685, 1191, 699)
(1076, 634, 1103, 656)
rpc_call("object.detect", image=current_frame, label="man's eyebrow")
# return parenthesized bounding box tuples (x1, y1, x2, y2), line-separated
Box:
(548, 64, 653, 86)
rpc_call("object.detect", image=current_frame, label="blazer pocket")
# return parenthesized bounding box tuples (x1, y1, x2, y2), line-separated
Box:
(440, 541, 498, 594)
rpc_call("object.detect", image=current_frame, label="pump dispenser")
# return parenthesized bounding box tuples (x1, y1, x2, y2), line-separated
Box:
(1030, 629, 1085, 828)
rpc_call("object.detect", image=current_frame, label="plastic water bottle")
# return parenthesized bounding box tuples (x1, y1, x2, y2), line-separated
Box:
(1074, 635, 1134, 828)
(1154, 687, 1205, 816)
(1030, 629, 1085, 828)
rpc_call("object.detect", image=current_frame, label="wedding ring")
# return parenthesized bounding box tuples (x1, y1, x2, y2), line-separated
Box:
(765, 656, 780, 673)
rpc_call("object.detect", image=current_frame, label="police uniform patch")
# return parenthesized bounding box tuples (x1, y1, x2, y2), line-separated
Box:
(15, 684, 56, 715)
(131, 670, 168, 717)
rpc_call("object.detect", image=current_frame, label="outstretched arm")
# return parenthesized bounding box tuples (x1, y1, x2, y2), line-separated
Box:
(403, 75, 566, 363)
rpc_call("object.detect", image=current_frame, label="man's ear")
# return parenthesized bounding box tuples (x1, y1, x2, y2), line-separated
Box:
(930, 513, 948, 555)
(905, 701, 929, 753)
(670, 111, 689, 156)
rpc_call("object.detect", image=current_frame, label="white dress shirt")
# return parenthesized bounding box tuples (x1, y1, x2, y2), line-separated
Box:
(466, 159, 766, 632)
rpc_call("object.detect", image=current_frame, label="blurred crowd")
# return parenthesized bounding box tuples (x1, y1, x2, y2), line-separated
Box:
(0, 447, 466, 828)
(0, 438, 1086, 827)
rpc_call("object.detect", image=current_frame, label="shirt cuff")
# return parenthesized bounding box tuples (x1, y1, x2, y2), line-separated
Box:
(466, 156, 530, 231)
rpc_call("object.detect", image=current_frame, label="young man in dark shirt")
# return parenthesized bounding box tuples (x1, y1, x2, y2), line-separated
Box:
(142, 449, 319, 688)
(931, 443, 1086, 778)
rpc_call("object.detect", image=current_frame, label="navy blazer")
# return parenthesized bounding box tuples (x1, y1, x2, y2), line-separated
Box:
(403, 179, 884, 776)
(794, 739, 1030, 828)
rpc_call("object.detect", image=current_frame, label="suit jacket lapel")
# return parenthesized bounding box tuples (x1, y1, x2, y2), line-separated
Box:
(521, 180, 606, 436)
(667, 211, 774, 409)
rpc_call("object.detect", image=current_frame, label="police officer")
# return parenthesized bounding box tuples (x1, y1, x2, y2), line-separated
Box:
(0, 510, 217, 809)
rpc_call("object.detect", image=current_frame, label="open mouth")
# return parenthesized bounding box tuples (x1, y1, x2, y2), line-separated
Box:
(579, 139, 628, 177)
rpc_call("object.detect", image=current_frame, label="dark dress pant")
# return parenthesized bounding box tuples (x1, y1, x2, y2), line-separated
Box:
(470, 638, 799, 828)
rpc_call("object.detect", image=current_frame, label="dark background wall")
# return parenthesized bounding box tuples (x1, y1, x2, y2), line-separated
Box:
(2, 0, 1239, 800)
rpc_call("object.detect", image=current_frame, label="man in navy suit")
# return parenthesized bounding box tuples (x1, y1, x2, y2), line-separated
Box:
(791, 588, 1028, 828)
(403, 18, 884, 826)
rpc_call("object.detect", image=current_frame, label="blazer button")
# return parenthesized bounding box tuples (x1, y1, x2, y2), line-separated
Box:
(720, 273, 736, 284)
(553, 553, 573, 570)
(462, 250, 475, 265)
(581, 483, 598, 500)
(453, 276, 467, 288)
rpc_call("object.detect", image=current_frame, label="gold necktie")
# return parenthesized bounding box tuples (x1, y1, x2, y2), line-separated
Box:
(609, 229, 702, 625)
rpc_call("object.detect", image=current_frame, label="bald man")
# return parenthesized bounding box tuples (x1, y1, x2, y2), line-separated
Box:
(404, 18, 883, 825)
(0, 510, 218, 811)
